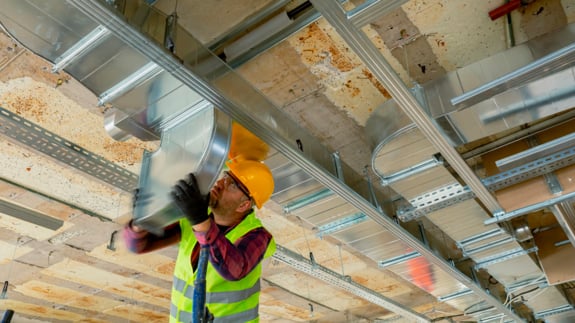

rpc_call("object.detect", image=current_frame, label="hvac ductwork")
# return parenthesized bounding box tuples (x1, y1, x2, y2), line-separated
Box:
(368, 23, 575, 159)
(366, 23, 575, 321)
(133, 106, 231, 234)
(4, 0, 568, 321)
(0, 1, 237, 232)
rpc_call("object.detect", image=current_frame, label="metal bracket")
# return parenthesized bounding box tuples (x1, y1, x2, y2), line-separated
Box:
(534, 304, 574, 320)
(475, 247, 538, 269)
(283, 189, 333, 214)
(437, 288, 473, 302)
(505, 276, 548, 294)
(331, 151, 344, 182)
(397, 183, 474, 222)
(316, 212, 368, 238)
(52, 25, 111, 73)
(380, 157, 442, 186)
(106, 230, 118, 251)
(1, 281, 7, 299)
(462, 237, 514, 258)
(527, 136, 563, 195)
(378, 251, 420, 268)
(457, 228, 505, 249)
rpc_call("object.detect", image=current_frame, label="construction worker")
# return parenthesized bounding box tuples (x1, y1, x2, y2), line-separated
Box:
(123, 158, 276, 323)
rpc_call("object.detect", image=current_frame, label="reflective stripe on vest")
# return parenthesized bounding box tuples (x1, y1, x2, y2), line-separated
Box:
(207, 280, 260, 304)
(170, 302, 192, 323)
(171, 302, 259, 323)
(171, 277, 260, 315)
(170, 211, 275, 323)
(213, 306, 259, 323)
(173, 276, 194, 299)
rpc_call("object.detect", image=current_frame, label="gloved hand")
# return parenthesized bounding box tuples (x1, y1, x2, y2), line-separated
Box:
(171, 173, 210, 225)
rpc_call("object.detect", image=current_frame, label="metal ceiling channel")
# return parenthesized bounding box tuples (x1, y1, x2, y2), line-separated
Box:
(0, 198, 64, 230)
(273, 245, 430, 322)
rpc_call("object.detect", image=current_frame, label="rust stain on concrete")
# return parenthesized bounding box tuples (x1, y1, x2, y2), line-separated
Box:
(297, 23, 358, 72)
(361, 69, 392, 98)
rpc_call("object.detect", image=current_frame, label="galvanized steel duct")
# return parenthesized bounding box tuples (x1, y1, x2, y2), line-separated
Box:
(365, 17, 575, 323)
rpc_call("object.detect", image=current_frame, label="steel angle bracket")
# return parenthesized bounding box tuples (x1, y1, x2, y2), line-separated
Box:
(316, 212, 368, 238)
(397, 183, 474, 221)
(474, 247, 538, 270)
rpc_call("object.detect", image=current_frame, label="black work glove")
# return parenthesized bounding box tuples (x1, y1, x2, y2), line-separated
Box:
(171, 173, 210, 225)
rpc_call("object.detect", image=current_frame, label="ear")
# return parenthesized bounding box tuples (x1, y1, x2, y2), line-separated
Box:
(236, 199, 252, 213)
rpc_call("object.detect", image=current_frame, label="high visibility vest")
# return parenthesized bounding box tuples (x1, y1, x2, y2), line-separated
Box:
(170, 211, 276, 323)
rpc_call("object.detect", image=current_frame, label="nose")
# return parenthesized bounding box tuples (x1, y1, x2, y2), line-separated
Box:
(214, 177, 225, 190)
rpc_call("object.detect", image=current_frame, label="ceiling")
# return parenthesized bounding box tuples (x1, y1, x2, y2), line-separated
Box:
(1, 0, 575, 322)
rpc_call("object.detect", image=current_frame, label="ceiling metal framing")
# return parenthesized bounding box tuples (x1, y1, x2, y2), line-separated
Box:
(6, 0, 575, 321)
(309, 0, 527, 320)
(62, 0, 526, 321)
(309, 0, 503, 214)
(398, 141, 575, 222)
(273, 245, 430, 322)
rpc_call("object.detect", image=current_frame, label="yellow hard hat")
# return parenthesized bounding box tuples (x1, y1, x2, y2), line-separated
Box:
(228, 122, 269, 162)
(226, 158, 274, 209)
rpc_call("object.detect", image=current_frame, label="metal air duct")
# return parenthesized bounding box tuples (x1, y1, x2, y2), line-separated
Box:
(133, 106, 231, 234)
(365, 21, 575, 323)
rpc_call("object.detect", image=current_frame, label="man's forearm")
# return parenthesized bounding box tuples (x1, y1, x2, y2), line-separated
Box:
(123, 221, 181, 253)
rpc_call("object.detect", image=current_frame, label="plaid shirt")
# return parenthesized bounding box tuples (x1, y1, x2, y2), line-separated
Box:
(123, 215, 272, 280)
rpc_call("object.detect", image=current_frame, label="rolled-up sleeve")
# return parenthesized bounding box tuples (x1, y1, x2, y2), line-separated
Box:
(123, 220, 181, 254)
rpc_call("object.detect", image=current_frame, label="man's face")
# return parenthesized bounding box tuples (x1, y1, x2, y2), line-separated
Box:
(209, 171, 251, 213)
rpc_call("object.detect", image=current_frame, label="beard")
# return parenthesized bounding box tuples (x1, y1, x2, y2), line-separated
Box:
(208, 193, 218, 209)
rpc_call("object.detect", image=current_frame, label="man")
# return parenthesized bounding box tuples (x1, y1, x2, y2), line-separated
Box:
(124, 159, 275, 323)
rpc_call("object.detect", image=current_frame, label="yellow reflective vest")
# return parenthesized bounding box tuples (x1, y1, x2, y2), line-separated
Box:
(170, 211, 275, 323)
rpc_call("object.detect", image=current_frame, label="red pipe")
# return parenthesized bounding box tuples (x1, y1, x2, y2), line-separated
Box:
(489, 0, 522, 20)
